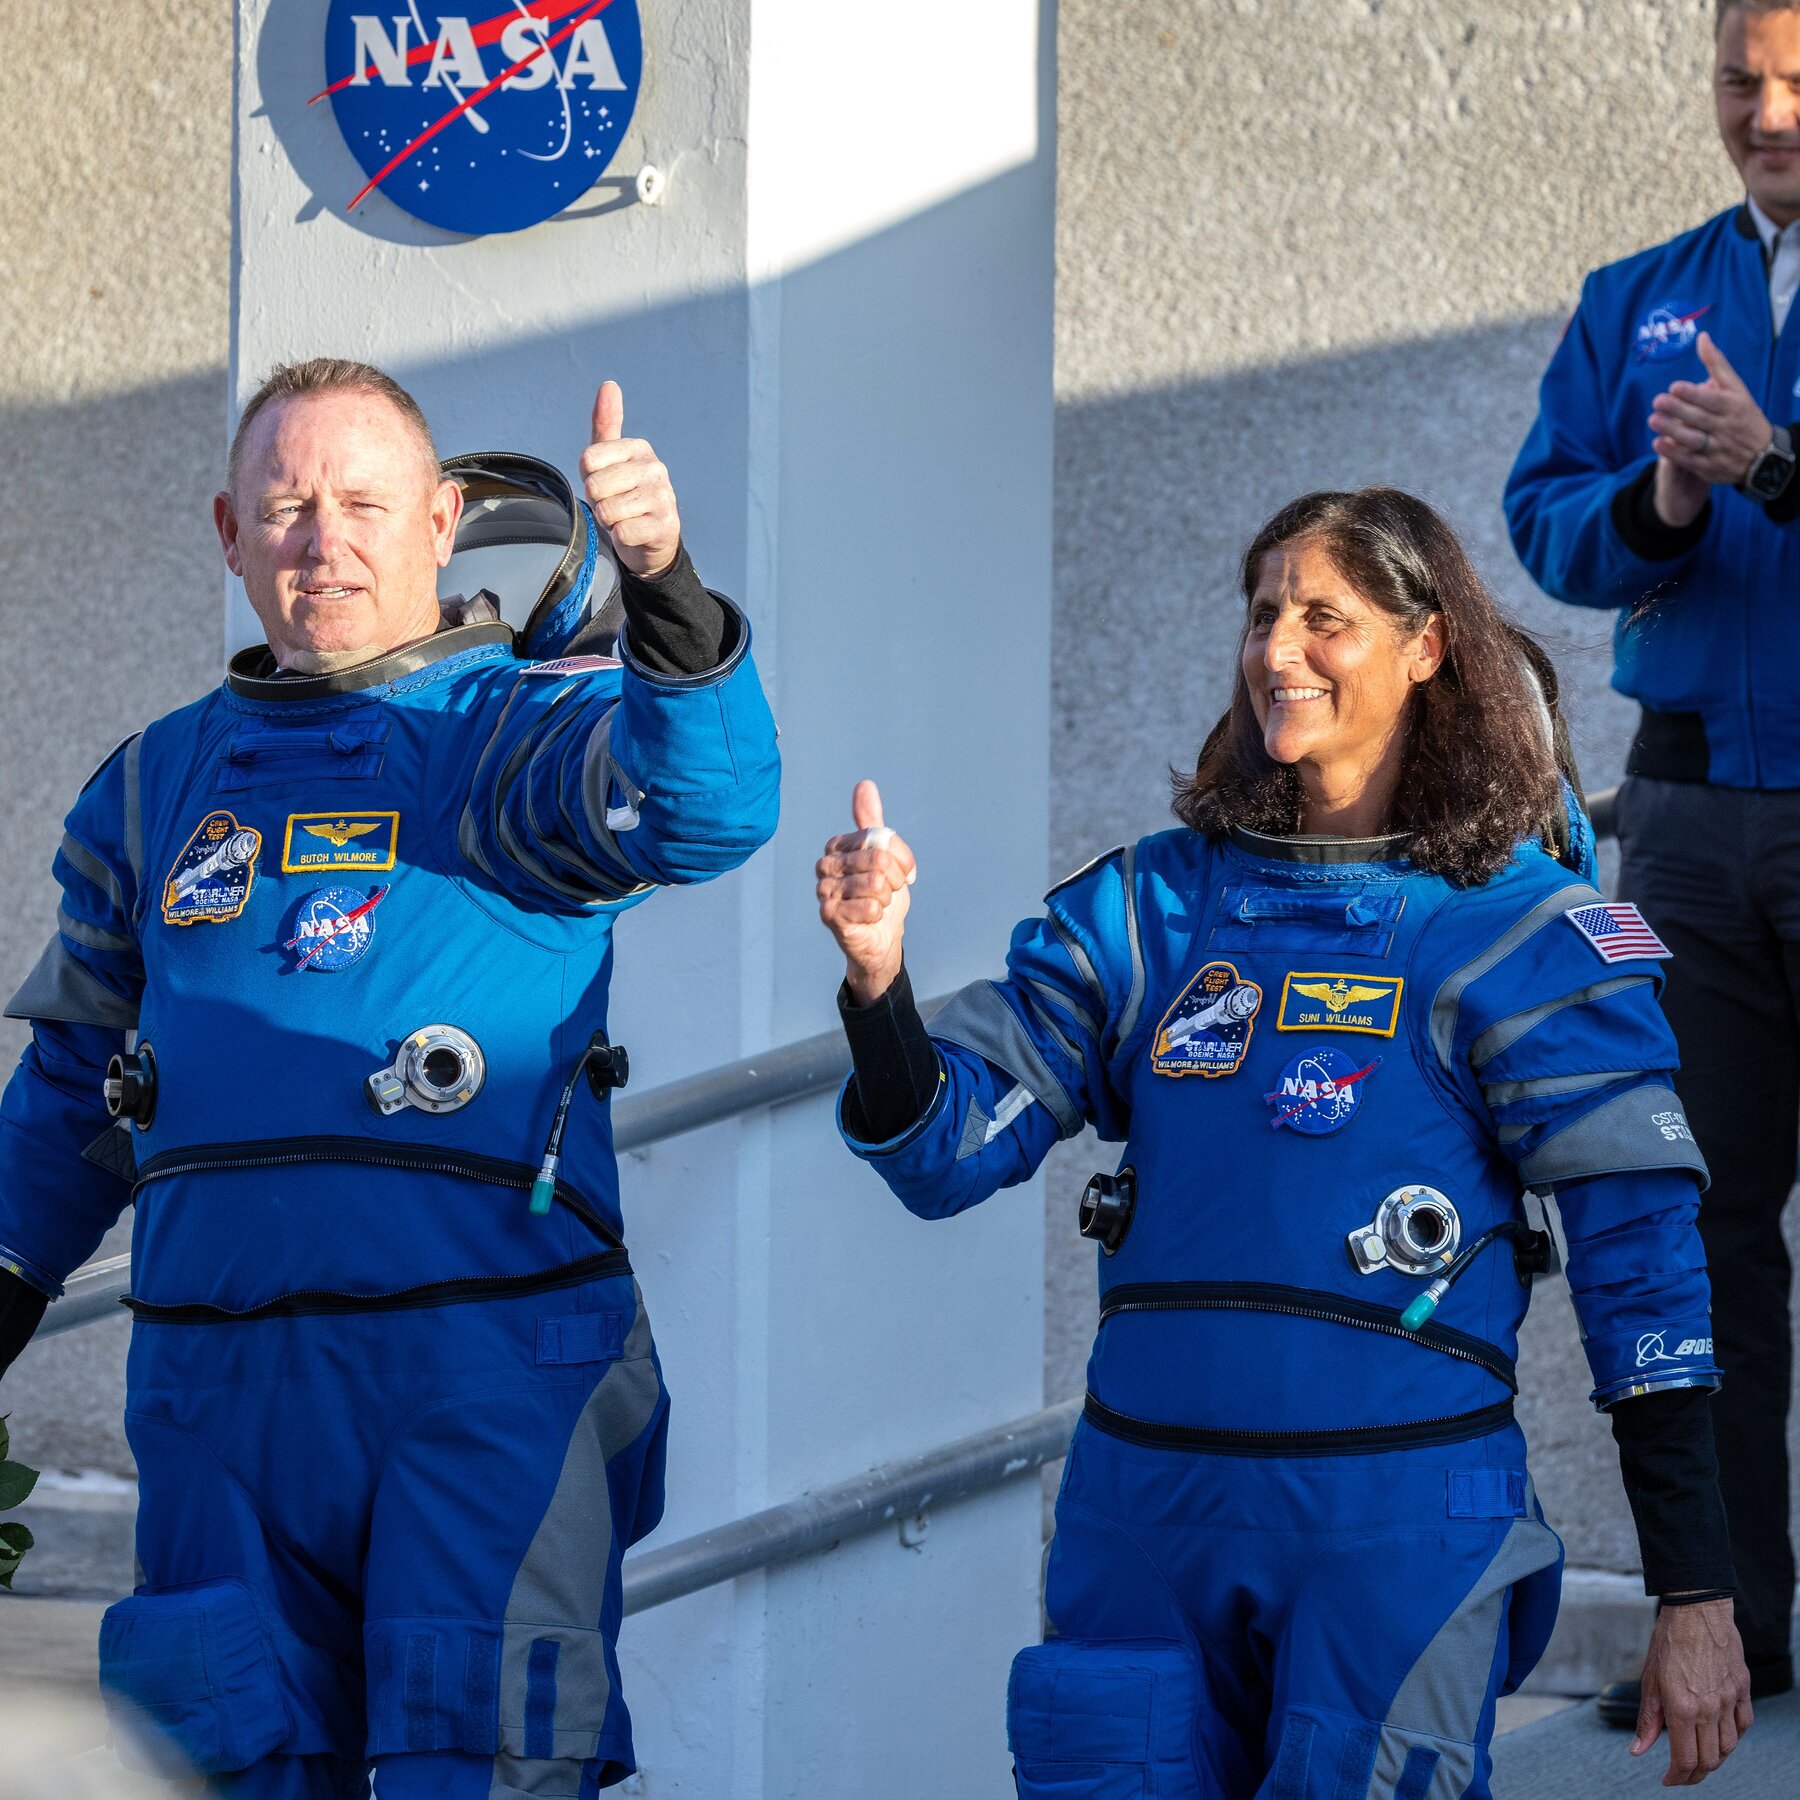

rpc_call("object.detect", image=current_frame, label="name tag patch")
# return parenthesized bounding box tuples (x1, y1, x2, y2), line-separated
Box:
(1277, 972, 1403, 1036)
(281, 811, 399, 874)
(1151, 961, 1262, 1078)
(162, 810, 261, 926)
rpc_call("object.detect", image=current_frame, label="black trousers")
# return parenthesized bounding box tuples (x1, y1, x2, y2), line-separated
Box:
(1617, 776, 1797, 1667)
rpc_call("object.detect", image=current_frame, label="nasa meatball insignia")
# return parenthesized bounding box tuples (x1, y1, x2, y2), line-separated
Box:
(320, 1, 645, 236)
(1265, 1047, 1381, 1136)
(1150, 961, 1262, 1079)
(162, 811, 263, 926)
(286, 885, 390, 972)
(1632, 297, 1712, 364)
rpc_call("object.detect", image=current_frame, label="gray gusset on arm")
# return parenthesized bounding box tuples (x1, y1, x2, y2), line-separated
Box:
(929, 981, 1086, 1140)
(1516, 1084, 1710, 1189)
(3, 936, 139, 1031)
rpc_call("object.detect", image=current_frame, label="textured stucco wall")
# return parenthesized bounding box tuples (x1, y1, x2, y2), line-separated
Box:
(0, 2, 231, 1475)
(1044, 0, 1799, 1579)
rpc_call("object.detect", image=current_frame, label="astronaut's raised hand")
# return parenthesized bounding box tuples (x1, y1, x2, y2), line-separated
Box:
(580, 379, 682, 578)
(817, 780, 917, 1005)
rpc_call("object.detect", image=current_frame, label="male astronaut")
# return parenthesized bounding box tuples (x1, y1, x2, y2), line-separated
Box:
(0, 358, 780, 1797)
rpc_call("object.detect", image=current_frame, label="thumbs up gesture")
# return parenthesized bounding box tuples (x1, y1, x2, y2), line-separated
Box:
(579, 380, 683, 578)
(816, 780, 918, 1005)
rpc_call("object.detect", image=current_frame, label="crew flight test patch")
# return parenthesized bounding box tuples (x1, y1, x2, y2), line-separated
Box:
(1151, 961, 1261, 1078)
(162, 811, 261, 926)
(1276, 972, 1402, 1036)
(282, 812, 399, 874)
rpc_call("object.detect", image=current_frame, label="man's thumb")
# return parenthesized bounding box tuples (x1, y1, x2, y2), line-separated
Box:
(1697, 332, 1734, 384)
(593, 380, 625, 444)
(852, 779, 885, 833)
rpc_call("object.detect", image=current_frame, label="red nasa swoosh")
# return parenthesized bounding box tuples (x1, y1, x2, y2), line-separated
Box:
(316, 0, 625, 212)
(1265, 1058, 1380, 1130)
(309, 0, 601, 103)
(286, 884, 390, 969)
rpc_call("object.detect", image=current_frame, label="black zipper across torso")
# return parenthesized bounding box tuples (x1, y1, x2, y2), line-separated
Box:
(1082, 1393, 1516, 1459)
(133, 1136, 623, 1249)
(124, 1247, 633, 1324)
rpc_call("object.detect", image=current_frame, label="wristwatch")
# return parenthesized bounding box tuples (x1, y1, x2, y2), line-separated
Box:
(1738, 425, 1796, 501)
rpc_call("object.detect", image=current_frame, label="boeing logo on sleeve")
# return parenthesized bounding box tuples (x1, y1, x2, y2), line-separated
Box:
(320, 2, 643, 235)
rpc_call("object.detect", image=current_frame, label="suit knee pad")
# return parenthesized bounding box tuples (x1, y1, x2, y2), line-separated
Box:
(1007, 1638, 1207, 1798)
(99, 1580, 295, 1776)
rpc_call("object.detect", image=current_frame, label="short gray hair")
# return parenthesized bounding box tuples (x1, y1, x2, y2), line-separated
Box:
(228, 357, 440, 493)
(1717, 0, 1800, 34)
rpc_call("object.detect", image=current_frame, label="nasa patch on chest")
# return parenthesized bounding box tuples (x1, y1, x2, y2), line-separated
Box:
(161, 811, 262, 926)
(1150, 961, 1262, 1078)
(1266, 1046, 1381, 1135)
(286, 884, 389, 972)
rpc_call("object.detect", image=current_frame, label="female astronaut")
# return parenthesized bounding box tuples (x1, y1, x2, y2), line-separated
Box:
(815, 490, 1751, 1796)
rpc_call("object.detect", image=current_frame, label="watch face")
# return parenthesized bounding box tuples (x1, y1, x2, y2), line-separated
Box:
(1750, 452, 1794, 499)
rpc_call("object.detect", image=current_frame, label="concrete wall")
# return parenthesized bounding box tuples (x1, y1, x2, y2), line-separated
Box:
(0, 0, 232, 1476)
(1041, 0, 1799, 1577)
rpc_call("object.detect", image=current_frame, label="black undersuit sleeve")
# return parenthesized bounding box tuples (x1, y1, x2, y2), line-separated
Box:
(0, 1268, 50, 1380)
(1610, 464, 1712, 562)
(617, 542, 736, 677)
(837, 963, 939, 1143)
(1609, 1385, 1738, 1597)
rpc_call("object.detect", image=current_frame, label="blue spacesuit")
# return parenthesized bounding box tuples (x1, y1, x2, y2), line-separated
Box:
(0, 554, 779, 1794)
(842, 824, 1715, 1798)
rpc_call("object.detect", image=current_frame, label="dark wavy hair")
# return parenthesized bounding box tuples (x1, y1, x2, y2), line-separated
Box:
(1172, 489, 1566, 885)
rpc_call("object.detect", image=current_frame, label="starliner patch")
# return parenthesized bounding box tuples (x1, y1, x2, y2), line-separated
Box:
(1150, 961, 1262, 1078)
(286, 884, 388, 972)
(1266, 1046, 1380, 1135)
(1564, 902, 1671, 964)
(282, 811, 399, 874)
(162, 811, 261, 926)
(1277, 971, 1403, 1036)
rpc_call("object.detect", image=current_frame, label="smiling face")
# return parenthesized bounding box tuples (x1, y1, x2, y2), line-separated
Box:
(214, 388, 462, 670)
(1717, 5, 1800, 226)
(1241, 539, 1445, 805)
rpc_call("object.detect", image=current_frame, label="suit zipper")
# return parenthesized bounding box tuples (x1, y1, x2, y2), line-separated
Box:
(1098, 1286, 1514, 1388)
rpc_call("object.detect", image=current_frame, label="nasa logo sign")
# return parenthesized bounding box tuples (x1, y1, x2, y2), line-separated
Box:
(319, 1, 644, 235)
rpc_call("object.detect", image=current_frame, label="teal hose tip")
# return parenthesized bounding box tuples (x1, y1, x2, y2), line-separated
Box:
(529, 1175, 556, 1216)
(1400, 1293, 1438, 1331)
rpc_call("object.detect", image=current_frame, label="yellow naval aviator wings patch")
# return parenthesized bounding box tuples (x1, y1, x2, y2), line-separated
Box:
(281, 811, 400, 873)
(1276, 971, 1403, 1036)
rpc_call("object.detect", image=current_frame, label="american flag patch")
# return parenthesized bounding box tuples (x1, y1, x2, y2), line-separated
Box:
(1564, 902, 1671, 964)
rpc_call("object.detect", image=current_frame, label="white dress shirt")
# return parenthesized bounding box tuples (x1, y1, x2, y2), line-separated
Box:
(1748, 195, 1800, 336)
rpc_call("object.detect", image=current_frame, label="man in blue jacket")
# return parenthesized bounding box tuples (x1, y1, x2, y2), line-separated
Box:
(1506, 0, 1800, 1718)
(0, 359, 780, 1795)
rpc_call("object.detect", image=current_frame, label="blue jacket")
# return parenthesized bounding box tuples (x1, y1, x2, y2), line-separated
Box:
(0, 611, 779, 1313)
(1506, 205, 1800, 788)
(844, 828, 1717, 1427)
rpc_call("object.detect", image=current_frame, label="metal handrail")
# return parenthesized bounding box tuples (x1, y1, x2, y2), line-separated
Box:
(623, 1399, 1080, 1614)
